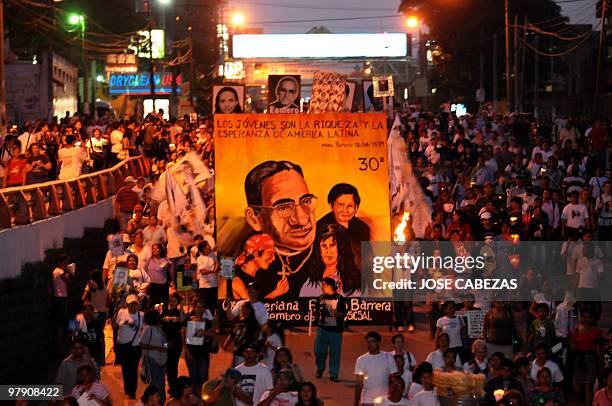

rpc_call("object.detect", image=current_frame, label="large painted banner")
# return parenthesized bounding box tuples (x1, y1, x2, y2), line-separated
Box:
(214, 113, 392, 323)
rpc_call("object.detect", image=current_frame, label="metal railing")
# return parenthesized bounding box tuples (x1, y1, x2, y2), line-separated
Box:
(0, 155, 151, 228)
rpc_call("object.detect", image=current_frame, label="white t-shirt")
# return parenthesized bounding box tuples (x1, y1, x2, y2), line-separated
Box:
(258, 390, 298, 406)
(115, 309, 143, 345)
(576, 257, 604, 289)
(197, 253, 218, 288)
(561, 203, 589, 229)
(391, 350, 417, 371)
(110, 130, 124, 153)
(436, 316, 464, 348)
(235, 362, 273, 406)
(529, 359, 564, 383)
(425, 349, 462, 370)
(231, 300, 269, 326)
(589, 176, 608, 198)
(379, 397, 410, 406)
(52, 267, 68, 297)
(58, 146, 86, 180)
(354, 351, 398, 404)
(18, 131, 36, 155)
(412, 390, 440, 406)
(407, 382, 423, 400)
(143, 226, 167, 247)
(128, 267, 150, 291)
(265, 333, 283, 369)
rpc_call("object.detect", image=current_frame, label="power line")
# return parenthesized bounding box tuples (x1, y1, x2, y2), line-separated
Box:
(249, 15, 402, 24)
(231, 0, 395, 11)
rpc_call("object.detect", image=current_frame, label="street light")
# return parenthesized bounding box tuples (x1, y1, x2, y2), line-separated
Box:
(231, 12, 246, 27)
(405, 16, 419, 28)
(68, 13, 89, 115)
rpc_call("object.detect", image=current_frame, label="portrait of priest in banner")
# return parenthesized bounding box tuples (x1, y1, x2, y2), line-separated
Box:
(241, 160, 317, 299)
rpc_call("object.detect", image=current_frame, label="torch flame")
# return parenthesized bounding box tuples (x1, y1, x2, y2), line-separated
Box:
(393, 212, 411, 243)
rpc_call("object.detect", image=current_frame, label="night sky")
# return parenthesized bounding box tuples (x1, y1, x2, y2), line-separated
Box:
(227, 0, 598, 34)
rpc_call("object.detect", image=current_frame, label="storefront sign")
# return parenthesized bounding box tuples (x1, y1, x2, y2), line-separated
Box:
(109, 72, 182, 95)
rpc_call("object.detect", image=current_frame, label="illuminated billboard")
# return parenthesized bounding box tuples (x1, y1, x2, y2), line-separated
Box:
(129, 29, 165, 59)
(109, 72, 182, 95)
(232, 33, 408, 59)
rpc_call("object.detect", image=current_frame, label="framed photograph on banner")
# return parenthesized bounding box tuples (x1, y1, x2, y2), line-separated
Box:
(343, 81, 357, 113)
(212, 84, 245, 114)
(268, 75, 301, 113)
(363, 80, 393, 113)
(112, 266, 129, 289)
(372, 75, 394, 97)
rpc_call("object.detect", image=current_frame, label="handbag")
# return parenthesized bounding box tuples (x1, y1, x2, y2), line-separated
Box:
(203, 335, 220, 354)
(140, 356, 152, 384)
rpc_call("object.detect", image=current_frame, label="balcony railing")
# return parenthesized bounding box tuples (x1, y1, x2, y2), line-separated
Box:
(0, 155, 151, 228)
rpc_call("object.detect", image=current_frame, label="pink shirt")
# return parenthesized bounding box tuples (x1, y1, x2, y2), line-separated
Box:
(52, 267, 68, 297)
(145, 257, 170, 284)
(70, 382, 110, 401)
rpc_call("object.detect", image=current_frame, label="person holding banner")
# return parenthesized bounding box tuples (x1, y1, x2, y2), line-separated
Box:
(313, 278, 347, 382)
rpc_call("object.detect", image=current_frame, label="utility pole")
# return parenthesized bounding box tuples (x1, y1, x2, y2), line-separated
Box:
(534, 34, 539, 118)
(82, 19, 88, 116)
(505, 0, 511, 112)
(479, 28, 485, 111)
(188, 24, 194, 108)
(0, 0, 6, 137)
(520, 15, 527, 113)
(595, 0, 607, 115)
(149, 27, 156, 113)
(513, 14, 519, 113)
(493, 33, 498, 111)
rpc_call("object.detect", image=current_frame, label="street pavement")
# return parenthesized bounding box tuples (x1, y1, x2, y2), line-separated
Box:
(101, 322, 434, 406)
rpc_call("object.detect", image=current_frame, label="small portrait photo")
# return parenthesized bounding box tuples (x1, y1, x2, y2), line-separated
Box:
(212, 84, 245, 114)
(268, 75, 301, 114)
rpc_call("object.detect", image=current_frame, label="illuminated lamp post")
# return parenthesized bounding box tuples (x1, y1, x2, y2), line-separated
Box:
(68, 14, 88, 114)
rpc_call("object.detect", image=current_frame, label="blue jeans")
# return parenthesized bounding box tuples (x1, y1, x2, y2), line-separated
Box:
(145, 356, 166, 405)
(186, 352, 210, 389)
(314, 328, 342, 377)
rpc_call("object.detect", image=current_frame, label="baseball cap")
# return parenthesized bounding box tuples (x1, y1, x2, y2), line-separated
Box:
(126, 294, 138, 304)
(124, 176, 136, 183)
(480, 211, 492, 220)
(223, 368, 242, 380)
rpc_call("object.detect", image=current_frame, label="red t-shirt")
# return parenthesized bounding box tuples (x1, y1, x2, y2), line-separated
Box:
(6, 158, 27, 186)
(570, 326, 602, 352)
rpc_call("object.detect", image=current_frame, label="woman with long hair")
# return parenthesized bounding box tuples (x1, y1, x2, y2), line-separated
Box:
(296, 382, 322, 406)
(214, 87, 243, 114)
(140, 309, 169, 405)
(300, 224, 360, 297)
(162, 292, 185, 390)
(183, 300, 215, 393)
(70, 365, 112, 405)
(231, 301, 260, 366)
(272, 347, 304, 388)
(527, 368, 566, 406)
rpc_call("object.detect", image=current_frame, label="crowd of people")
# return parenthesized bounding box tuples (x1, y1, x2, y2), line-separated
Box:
(28, 107, 612, 406)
